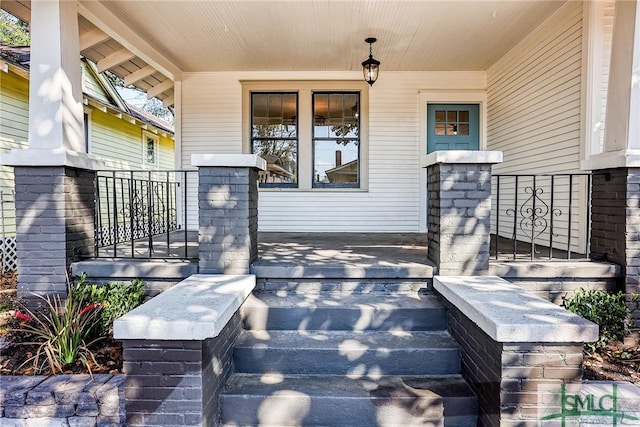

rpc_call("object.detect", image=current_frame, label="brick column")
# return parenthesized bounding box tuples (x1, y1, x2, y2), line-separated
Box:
(114, 274, 255, 426)
(13, 166, 96, 304)
(446, 304, 584, 427)
(581, 0, 640, 327)
(590, 168, 640, 327)
(422, 151, 503, 275)
(435, 276, 597, 427)
(0, 0, 102, 303)
(193, 154, 265, 274)
(122, 312, 242, 426)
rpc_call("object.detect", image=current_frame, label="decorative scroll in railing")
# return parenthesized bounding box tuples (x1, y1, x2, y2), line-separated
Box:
(491, 173, 592, 261)
(95, 170, 197, 259)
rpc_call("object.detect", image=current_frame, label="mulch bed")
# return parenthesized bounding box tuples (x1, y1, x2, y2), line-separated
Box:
(0, 334, 123, 376)
(582, 334, 640, 383)
(0, 271, 124, 376)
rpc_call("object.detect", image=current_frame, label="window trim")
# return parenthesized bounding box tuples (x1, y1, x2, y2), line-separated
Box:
(142, 131, 160, 168)
(83, 107, 92, 154)
(242, 80, 369, 191)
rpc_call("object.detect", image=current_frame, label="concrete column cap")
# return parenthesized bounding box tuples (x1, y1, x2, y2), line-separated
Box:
(580, 149, 640, 170)
(1, 148, 106, 170)
(192, 154, 267, 170)
(434, 275, 599, 343)
(421, 150, 503, 168)
(114, 274, 255, 340)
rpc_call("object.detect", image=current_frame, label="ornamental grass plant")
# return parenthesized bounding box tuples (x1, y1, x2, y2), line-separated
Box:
(13, 288, 103, 375)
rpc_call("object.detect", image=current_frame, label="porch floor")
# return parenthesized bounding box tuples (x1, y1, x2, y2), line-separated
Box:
(253, 232, 434, 279)
(95, 230, 199, 259)
(93, 231, 588, 263)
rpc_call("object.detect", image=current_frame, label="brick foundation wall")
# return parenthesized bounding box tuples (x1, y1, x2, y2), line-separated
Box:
(505, 278, 618, 304)
(122, 311, 242, 426)
(14, 166, 95, 303)
(427, 163, 492, 275)
(443, 299, 584, 427)
(198, 167, 259, 274)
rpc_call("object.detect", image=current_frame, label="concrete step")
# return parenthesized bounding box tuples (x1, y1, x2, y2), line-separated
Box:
(242, 291, 447, 331)
(220, 373, 477, 427)
(256, 278, 432, 293)
(233, 330, 460, 375)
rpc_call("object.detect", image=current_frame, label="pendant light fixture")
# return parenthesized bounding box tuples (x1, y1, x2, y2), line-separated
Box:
(362, 37, 380, 86)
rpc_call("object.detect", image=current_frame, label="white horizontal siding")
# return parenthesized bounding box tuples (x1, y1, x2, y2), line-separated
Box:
(181, 71, 486, 232)
(0, 71, 29, 236)
(487, 1, 587, 253)
(90, 112, 144, 165)
(81, 61, 111, 104)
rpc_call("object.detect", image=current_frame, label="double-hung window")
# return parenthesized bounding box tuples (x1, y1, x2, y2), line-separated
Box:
(244, 81, 368, 190)
(143, 131, 159, 167)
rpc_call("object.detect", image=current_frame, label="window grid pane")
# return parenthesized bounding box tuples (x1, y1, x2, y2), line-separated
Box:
(434, 109, 471, 136)
(251, 92, 298, 186)
(313, 92, 360, 187)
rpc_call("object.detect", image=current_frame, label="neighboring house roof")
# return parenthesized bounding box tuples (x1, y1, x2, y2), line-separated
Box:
(0, 44, 174, 136)
(127, 103, 174, 134)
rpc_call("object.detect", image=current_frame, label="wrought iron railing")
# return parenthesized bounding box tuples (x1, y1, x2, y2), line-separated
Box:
(94, 170, 197, 259)
(491, 173, 592, 261)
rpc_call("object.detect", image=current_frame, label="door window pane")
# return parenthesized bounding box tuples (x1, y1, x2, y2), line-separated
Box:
(434, 109, 471, 137)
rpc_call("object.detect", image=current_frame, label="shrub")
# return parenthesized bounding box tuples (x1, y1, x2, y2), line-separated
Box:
(563, 288, 637, 351)
(13, 288, 103, 374)
(72, 275, 145, 335)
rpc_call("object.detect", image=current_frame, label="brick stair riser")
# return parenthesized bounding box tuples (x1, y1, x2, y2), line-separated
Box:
(233, 347, 461, 376)
(241, 305, 448, 332)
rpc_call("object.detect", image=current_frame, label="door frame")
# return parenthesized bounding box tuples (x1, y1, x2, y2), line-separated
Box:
(419, 90, 488, 232)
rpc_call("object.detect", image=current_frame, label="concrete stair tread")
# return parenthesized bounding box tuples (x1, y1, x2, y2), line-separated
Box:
(224, 373, 474, 398)
(255, 279, 431, 293)
(221, 374, 476, 427)
(236, 329, 458, 350)
(242, 290, 448, 331)
(251, 261, 435, 280)
(245, 290, 443, 310)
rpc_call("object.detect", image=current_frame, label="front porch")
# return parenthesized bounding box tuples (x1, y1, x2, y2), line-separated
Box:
(73, 231, 620, 302)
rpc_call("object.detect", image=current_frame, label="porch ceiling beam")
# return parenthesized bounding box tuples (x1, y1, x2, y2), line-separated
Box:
(78, 0, 183, 81)
(79, 28, 111, 51)
(124, 65, 156, 86)
(97, 47, 136, 73)
(147, 80, 173, 99)
(162, 95, 175, 108)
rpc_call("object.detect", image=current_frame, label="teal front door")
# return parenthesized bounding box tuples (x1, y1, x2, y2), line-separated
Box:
(427, 104, 479, 153)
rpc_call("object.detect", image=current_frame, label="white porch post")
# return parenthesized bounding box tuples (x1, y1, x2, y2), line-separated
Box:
(582, 0, 640, 327)
(2, 0, 103, 303)
(28, 0, 84, 155)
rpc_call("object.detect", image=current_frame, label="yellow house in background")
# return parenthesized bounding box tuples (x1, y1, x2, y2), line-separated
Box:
(0, 44, 174, 268)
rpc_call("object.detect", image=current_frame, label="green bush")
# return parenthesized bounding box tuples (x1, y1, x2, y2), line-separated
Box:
(72, 275, 145, 335)
(563, 288, 637, 350)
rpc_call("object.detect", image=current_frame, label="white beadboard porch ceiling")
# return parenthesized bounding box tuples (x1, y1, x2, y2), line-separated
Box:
(2, 0, 568, 106)
(98, 0, 566, 72)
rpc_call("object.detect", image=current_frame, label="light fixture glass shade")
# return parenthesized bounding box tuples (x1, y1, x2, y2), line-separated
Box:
(362, 57, 380, 86)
